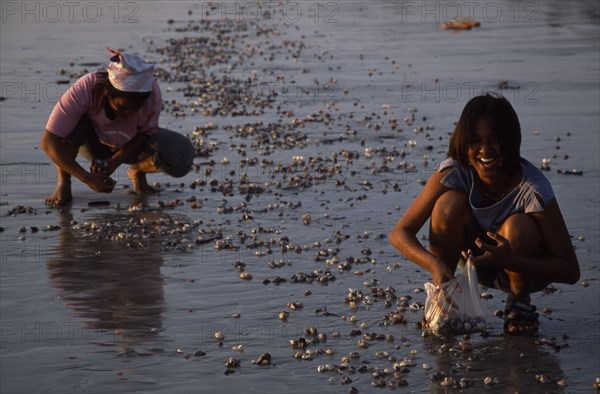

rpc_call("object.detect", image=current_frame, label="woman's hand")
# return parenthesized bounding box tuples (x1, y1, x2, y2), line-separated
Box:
(85, 172, 116, 193)
(468, 232, 515, 268)
(91, 159, 106, 174)
(91, 159, 119, 176)
(431, 259, 456, 286)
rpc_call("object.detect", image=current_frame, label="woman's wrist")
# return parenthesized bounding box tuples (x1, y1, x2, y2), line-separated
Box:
(429, 256, 445, 271)
(80, 170, 91, 184)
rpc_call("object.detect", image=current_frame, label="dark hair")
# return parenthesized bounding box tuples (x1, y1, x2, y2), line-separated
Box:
(447, 93, 521, 175)
(91, 70, 151, 112)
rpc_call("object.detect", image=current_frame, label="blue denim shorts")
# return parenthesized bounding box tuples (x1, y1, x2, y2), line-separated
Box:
(64, 116, 194, 178)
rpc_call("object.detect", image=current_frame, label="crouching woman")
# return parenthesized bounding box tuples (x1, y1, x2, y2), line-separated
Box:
(41, 48, 195, 206)
(389, 94, 580, 335)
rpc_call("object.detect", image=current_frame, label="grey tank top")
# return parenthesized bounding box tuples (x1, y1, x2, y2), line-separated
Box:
(439, 158, 554, 232)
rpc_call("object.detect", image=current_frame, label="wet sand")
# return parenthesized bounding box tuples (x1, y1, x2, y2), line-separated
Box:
(1, 1, 599, 393)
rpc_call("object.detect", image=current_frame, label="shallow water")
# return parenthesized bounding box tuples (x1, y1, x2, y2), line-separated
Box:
(1, 1, 599, 393)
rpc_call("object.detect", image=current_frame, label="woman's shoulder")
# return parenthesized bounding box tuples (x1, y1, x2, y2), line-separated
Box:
(82, 70, 103, 82)
(439, 157, 461, 171)
(438, 158, 471, 191)
(71, 71, 103, 91)
(439, 158, 470, 177)
(520, 158, 550, 184)
(520, 158, 554, 204)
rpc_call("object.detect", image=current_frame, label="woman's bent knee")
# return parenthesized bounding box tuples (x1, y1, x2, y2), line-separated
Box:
(145, 129, 195, 178)
(498, 214, 542, 255)
(431, 190, 471, 228)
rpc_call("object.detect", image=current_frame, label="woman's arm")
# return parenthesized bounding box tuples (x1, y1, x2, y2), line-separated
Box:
(91, 133, 149, 175)
(41, 129, 115, 193)
(530, 198, 580, 283)
(389, 168, 454, 285)
(113, 132, 149, 164)
(92, 133, 150, 175)
(473, 197, 580, 284)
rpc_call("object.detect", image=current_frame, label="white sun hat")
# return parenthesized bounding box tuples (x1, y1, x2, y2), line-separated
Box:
(106, 47, 154, 93)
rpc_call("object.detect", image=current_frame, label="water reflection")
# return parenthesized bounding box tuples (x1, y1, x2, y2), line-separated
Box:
(47, 208, 165, 345)
(424, 335, 566, 392)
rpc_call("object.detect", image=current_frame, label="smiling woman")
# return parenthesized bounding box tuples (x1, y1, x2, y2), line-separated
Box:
(449, 95, 522, 177)
(389, 94, 580, 337)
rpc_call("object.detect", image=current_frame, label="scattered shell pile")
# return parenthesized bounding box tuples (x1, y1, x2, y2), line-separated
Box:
(69, 215, 222, 252)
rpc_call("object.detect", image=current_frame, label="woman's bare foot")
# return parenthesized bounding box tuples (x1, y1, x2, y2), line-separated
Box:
(128, 167, 159, 194)
(45, 182, 72, 207)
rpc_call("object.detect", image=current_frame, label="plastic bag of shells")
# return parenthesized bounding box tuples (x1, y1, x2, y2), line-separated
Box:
(423, 257, 486, 337)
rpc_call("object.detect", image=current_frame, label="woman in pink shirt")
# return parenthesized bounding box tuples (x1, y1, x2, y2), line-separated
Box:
(41, 48, 194, 206)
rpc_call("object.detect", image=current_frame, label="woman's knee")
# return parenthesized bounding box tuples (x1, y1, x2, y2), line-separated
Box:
(431, 190, 471, 230)
(498, 214, 542, 255)
(145, 129, 195, 178)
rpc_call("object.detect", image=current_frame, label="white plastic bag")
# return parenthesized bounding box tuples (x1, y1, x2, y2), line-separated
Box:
(423, 257, 486, 337)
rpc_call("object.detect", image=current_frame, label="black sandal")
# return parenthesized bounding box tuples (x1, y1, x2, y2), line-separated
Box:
(503, 297, 539, 336)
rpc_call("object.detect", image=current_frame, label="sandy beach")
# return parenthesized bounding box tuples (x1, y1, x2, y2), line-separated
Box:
(1, 1, 599, 393)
